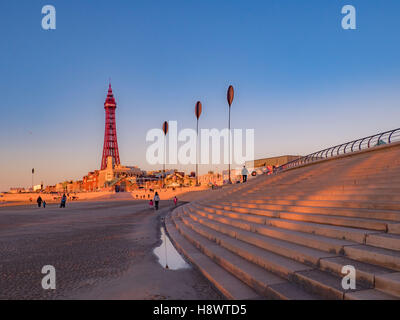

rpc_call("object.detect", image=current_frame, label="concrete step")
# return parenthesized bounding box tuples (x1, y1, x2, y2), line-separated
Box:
(165, 213, 262, 300)
(389, 223, 400, 235)
(176, 143, 400, 299)
(187, 204, 400, 295)
(206, 203, 392, 231)
(256, 181, 400, 188)
(246, 184, 400, 192)
(172, 210, 314, 281)
(290, 177, 400, 185)
(318, 256, 393, 288)
(245, 180, 400, 187)
(231, 198, 400, 211)
(180, 207, 338, 267)
(366, 233, 400, 251)
(244, 192, 400, 199)
(197, 207, 400, 271)
(187, 205, 355, 254)
(344, 289, 398, 300)
(218, 201, 400, 222)
(250, 173, 400, 182)
(278, 212, 390, 232)
(174, 209, 389, 300)
(192, 202, 376, 244)
(375, 272, 400, 298)
(344, 245, 400, 271)
(243, 193, 400, 202)
(169, 214, 320, 300)
(292, 269, 358, 300)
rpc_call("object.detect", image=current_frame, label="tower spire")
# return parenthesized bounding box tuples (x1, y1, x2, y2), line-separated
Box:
(101, 82, 120, 170)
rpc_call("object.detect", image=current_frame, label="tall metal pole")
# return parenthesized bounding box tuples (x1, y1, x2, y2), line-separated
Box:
(163, 136, 166, 188)
(227, 86, 234, 184)
(228, 107, 231, 183)
(196, 118, 199, 185)
(195, 101, 202, 187)
(162, 121, 168, 188)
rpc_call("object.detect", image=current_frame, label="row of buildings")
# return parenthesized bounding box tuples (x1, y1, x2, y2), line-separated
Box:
(7, 155, 299, 194)
(37, 156, 224, 193)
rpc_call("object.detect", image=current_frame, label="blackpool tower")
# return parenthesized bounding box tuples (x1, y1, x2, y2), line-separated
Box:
(101, 83, 120, 170)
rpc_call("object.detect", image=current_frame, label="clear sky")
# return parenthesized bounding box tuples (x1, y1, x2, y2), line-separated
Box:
(1, 0, 400, 191)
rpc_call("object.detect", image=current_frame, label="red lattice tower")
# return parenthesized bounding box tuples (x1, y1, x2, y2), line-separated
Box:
(101, 83, 120, 170)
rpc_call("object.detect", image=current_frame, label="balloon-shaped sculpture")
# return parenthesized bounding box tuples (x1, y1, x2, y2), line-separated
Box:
(195, 101, 202, 119)
(227, 85, 234, 107)
(162, 121, 168, 135)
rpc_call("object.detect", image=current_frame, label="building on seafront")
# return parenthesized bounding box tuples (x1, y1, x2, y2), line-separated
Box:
(198, 171, 223, 186)
(247, 155, 302, 169)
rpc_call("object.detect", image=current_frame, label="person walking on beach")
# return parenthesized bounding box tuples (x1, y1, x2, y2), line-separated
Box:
(43, 200, 46, 208)
(37, 196, 43, 208)
(60, 194, 67, 208)
(153, 192, 160, 210)
(173, 196, 178, 206)
(241, 165, 249, 183)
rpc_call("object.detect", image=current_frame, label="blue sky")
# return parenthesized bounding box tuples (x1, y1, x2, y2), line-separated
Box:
(1, 0, 400, 191)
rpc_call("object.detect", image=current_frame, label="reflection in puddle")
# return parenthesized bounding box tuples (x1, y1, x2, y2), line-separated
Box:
(154, 226, 190, 270)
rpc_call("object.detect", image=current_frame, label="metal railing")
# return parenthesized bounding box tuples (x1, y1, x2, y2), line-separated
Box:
(278, 127, 400, 171)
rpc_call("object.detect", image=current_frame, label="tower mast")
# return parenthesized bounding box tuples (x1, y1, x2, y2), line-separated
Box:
(101, 83, 120, 170)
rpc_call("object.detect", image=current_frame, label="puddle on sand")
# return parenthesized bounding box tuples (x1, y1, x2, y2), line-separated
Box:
(154, 226, 190, 270)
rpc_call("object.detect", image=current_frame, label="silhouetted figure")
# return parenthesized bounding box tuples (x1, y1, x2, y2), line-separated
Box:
(241, 165, 249, 183)
(37, 196, 43, 208)
(60, 194, 67, 208)
(153, 192, 160, 210)
(43, 200, 46, 208)
(173, 196, 178, 206)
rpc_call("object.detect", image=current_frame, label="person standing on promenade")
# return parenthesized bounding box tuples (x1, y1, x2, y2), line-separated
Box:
(43, 200, 46, 208)
(153, 192, 160, 210)
(173, 196, 178, 206)
(37, 196, 43, 208)
(60, 194, 67, 208)
(241, 165, 249, 183)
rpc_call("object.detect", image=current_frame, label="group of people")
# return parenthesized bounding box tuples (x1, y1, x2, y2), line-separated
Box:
(36, 196, 46, 208)
(36, 191, 179, 211)
(148, 193, 178, 211)
(36, 194, 67, 208)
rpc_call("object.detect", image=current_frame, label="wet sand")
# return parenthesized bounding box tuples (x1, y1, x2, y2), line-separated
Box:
(0, 200, 222, 300)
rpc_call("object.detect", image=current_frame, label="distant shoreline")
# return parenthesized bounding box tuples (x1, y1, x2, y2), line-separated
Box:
(0, 186, 210, 208)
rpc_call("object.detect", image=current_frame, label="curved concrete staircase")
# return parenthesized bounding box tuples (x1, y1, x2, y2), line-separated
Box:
(166, 142, 400, 300)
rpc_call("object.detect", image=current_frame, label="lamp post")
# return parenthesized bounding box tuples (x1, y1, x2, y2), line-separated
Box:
(195, 101, 202, 186)
(162, 121, 168, 188)
(31, 168, 34, 191)
(227, 85, 234, 184)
